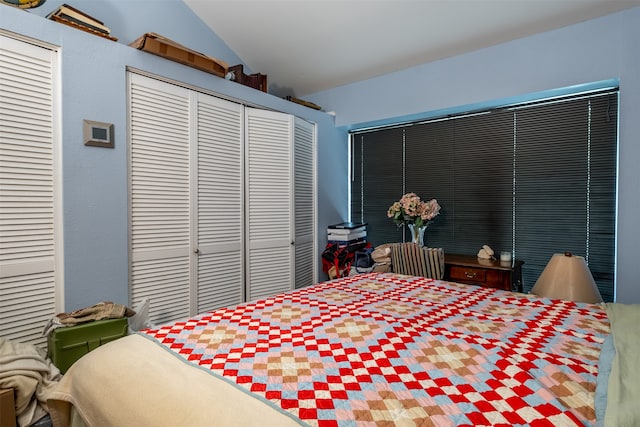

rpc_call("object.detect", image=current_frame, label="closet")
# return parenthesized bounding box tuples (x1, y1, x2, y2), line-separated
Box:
(0, 33, 60, 346)
(128, 73, 316, 324)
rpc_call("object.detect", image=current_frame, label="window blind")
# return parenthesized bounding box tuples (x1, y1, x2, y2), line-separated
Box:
(351, 127, 404, 244)
(351, 89, 618, 300)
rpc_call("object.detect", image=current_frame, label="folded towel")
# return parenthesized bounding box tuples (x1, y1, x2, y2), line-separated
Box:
(43, 302, 135, 336)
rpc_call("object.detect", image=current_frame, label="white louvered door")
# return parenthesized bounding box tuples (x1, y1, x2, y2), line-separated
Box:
(195, 93, 244, 312)
(245, 108, 294, 301)
(129, 74, 192, 324)
(0, 34, 60, 346)
(293, 117, 316, 289)
(129, 75, 315, 317)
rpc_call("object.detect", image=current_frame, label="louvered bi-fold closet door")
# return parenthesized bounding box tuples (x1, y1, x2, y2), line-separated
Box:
(245, 108, 293, 301)
(293, 117, 316, 289)
(0, 34, 59, 346)
(195, 93, 244, 312)
(129, 74, 191, 324)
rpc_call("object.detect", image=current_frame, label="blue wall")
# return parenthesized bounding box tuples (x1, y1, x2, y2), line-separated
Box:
(24, 0, 247, 73)
(306, 7, 640, 303)
(4, 1, 638, 305)
(1, 1, 348, 311)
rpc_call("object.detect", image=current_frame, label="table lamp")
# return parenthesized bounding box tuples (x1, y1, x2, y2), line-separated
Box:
(531, 252, 603, 303)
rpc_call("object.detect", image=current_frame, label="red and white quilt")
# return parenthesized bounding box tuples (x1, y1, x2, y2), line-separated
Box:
(142, 272, 610, 427)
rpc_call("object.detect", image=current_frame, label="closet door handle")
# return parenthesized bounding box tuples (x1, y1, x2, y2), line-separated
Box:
(194, 248, 200, 254)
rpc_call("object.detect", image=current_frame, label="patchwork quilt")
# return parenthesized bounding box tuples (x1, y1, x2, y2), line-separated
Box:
(141, 273, 610, 427)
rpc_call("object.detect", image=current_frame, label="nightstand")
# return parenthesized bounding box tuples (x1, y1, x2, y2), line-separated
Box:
(444, 254, 523, 292)
(0, 388, 15, 427)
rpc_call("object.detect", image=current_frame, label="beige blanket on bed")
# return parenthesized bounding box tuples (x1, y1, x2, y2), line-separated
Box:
(47, 334, 304, 427)
(604, 303, 640, 427)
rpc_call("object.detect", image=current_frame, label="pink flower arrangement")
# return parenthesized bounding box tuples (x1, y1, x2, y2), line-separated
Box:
(387, 193, 441, 228)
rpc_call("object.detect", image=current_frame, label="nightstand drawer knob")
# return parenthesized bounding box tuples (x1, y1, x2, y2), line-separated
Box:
(465, 271, 477, 279)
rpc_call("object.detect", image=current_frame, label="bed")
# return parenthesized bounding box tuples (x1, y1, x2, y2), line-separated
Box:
(46, 272, 638, 427)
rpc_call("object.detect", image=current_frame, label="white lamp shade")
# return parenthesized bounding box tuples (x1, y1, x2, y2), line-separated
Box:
(531, 253, 603, 303)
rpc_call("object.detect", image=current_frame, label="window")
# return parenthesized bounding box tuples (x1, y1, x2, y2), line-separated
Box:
(351, 89, 618, 301)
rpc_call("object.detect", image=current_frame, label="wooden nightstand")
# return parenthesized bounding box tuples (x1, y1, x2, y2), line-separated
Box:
(444, 254, 523, 292)
(0, 388, 15, 427)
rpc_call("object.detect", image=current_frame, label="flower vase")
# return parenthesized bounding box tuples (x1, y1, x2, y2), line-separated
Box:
(408, 224, 427, 247)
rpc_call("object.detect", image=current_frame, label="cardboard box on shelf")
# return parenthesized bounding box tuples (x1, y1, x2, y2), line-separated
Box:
(284, 96, 322, 111)
(130, 33, 228, 78)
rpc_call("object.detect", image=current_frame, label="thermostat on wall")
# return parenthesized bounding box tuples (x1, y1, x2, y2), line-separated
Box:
(83, 119, 114, 148)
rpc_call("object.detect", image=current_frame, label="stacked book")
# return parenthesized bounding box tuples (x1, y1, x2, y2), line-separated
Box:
(47, 4, 117, 41)
(327, 222, 367, 246)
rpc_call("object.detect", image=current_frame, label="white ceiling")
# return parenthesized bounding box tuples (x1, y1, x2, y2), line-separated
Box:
(184, 0, 640, 98)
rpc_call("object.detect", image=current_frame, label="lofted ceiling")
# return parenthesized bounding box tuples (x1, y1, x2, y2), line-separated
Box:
(184, 0, 640, 98)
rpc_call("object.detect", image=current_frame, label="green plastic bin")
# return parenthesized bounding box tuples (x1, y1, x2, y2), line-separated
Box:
(47, 318, 128, 373)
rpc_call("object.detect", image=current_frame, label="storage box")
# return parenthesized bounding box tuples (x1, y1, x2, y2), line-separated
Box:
(47, 318, 128, 373)
(130, 32, 228, 78)
(0, 389, 15, 427)
(284, 95, 322, 111)
(228, 64, 268, 92)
